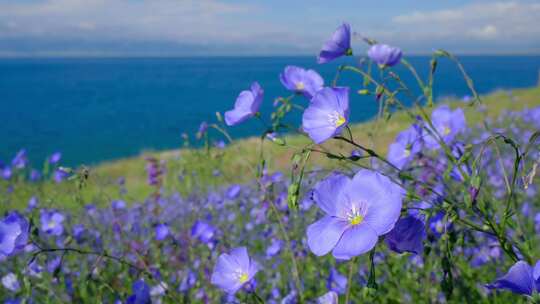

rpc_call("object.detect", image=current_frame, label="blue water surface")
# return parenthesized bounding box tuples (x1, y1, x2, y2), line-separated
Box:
(1, 56, 539, 166)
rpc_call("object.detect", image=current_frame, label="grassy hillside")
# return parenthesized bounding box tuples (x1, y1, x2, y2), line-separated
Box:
(2, 86, 539, 212)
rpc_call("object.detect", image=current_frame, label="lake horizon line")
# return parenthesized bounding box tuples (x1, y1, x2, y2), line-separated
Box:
(1, 53, 540, 60)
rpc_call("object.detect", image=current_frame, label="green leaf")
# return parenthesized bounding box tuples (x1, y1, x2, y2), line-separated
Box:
(367, 250, 378, 290)
(287, 182, 300, 210)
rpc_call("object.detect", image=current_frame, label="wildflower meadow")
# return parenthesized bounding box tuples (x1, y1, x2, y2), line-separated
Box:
(1, 23, 540, 303)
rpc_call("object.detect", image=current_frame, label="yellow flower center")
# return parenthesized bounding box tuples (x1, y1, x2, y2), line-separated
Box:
(442, 125, 451, 136)
(350, 214, 364, 226)
(403, 149, 411, 157)
(295, 82, 305, 91)
(328, 111, 346, 128)
(347, 204, 367, 226)
(335, 116, 346, 127)
(238, 273, 249, 284)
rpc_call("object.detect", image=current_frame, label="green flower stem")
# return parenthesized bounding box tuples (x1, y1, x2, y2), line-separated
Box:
(268, 198, 304, 302)
(344, 256, 358, 304)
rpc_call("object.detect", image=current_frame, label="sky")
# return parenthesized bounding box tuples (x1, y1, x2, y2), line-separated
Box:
(0, 0, 539, 57)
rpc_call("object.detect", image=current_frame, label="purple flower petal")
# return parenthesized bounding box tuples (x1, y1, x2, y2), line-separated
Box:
(341, 170, 403, 235)
(11, 149, 28, 169)
(191, 220, 216, 244)
(312, 172, 349, 216)
(49, 152, 62, 164)
(307, 216, 348, 256)
(487, 261, 534, 295)
(332, 224, 378, 260)
(229, 247, 250, 272)
(385, 216, 425, 254)
(127, 280, 151, 304)
(155, 224, 169, 241)
(534, 260, 540, 291)
(317, 291, 338, 304)
(327, 268, 347, 294)
(1, 273, 20, 292)
(0, 221, 21, 256)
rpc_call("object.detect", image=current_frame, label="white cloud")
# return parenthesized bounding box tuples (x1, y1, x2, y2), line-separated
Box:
(389, 1, 540, 43)
(470, 25, 498, 39)
(0, 0, 261, 43)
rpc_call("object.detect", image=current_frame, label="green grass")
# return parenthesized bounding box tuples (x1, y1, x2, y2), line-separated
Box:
(2, 86, 539, 212)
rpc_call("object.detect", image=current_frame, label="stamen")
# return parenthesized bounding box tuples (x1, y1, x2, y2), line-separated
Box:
(346, 202, 368, 226)
(238, 273, 249, 283)
(328, 111, 346, 128)
(350, 214, 363, 225)
(443, 125, 451, 136)
(403, 149, 411, 157)
(234, 269, 249, 284)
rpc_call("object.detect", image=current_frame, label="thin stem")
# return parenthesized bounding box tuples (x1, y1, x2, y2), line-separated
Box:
(400, 59, 426, 90)
(334, 135, 400, 171)
(493, 142, 512, 193)
(268, 199, 304, 302)
(29, 246, 182, 302)
(29, 247, 141, 272)
(456, 218, 493, 236)
(344, 256, 357, 304)
(344, 62, 469, 181)
(251, 290, 265, 304)
(340, 65, 418, 121)
(209, 124, 233, 143)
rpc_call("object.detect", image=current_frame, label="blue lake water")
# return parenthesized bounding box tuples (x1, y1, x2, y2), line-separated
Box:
(1, 56, 539, 167)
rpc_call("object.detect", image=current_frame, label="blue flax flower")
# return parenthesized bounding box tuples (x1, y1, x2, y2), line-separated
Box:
(224, 82, 263, 126)
(318, 23, 352, 64)
(302, 87, 349, 144)
(191, 220, 216, 244)
(1, 273, 20, 292)
(0, 213, 28, 257)
(155, 224, 169, 241)
(211, 247, 259, 294)
(387, 124, 422, 169)
(280, 65, 324, 98)
(40, 210, 65, 236)
(49, 152, 62, 164)
(425, 105, 466, 149)
(367, 44, 402, 67)
(11, 149, 28, 169)
(307, 170, 403, 260)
